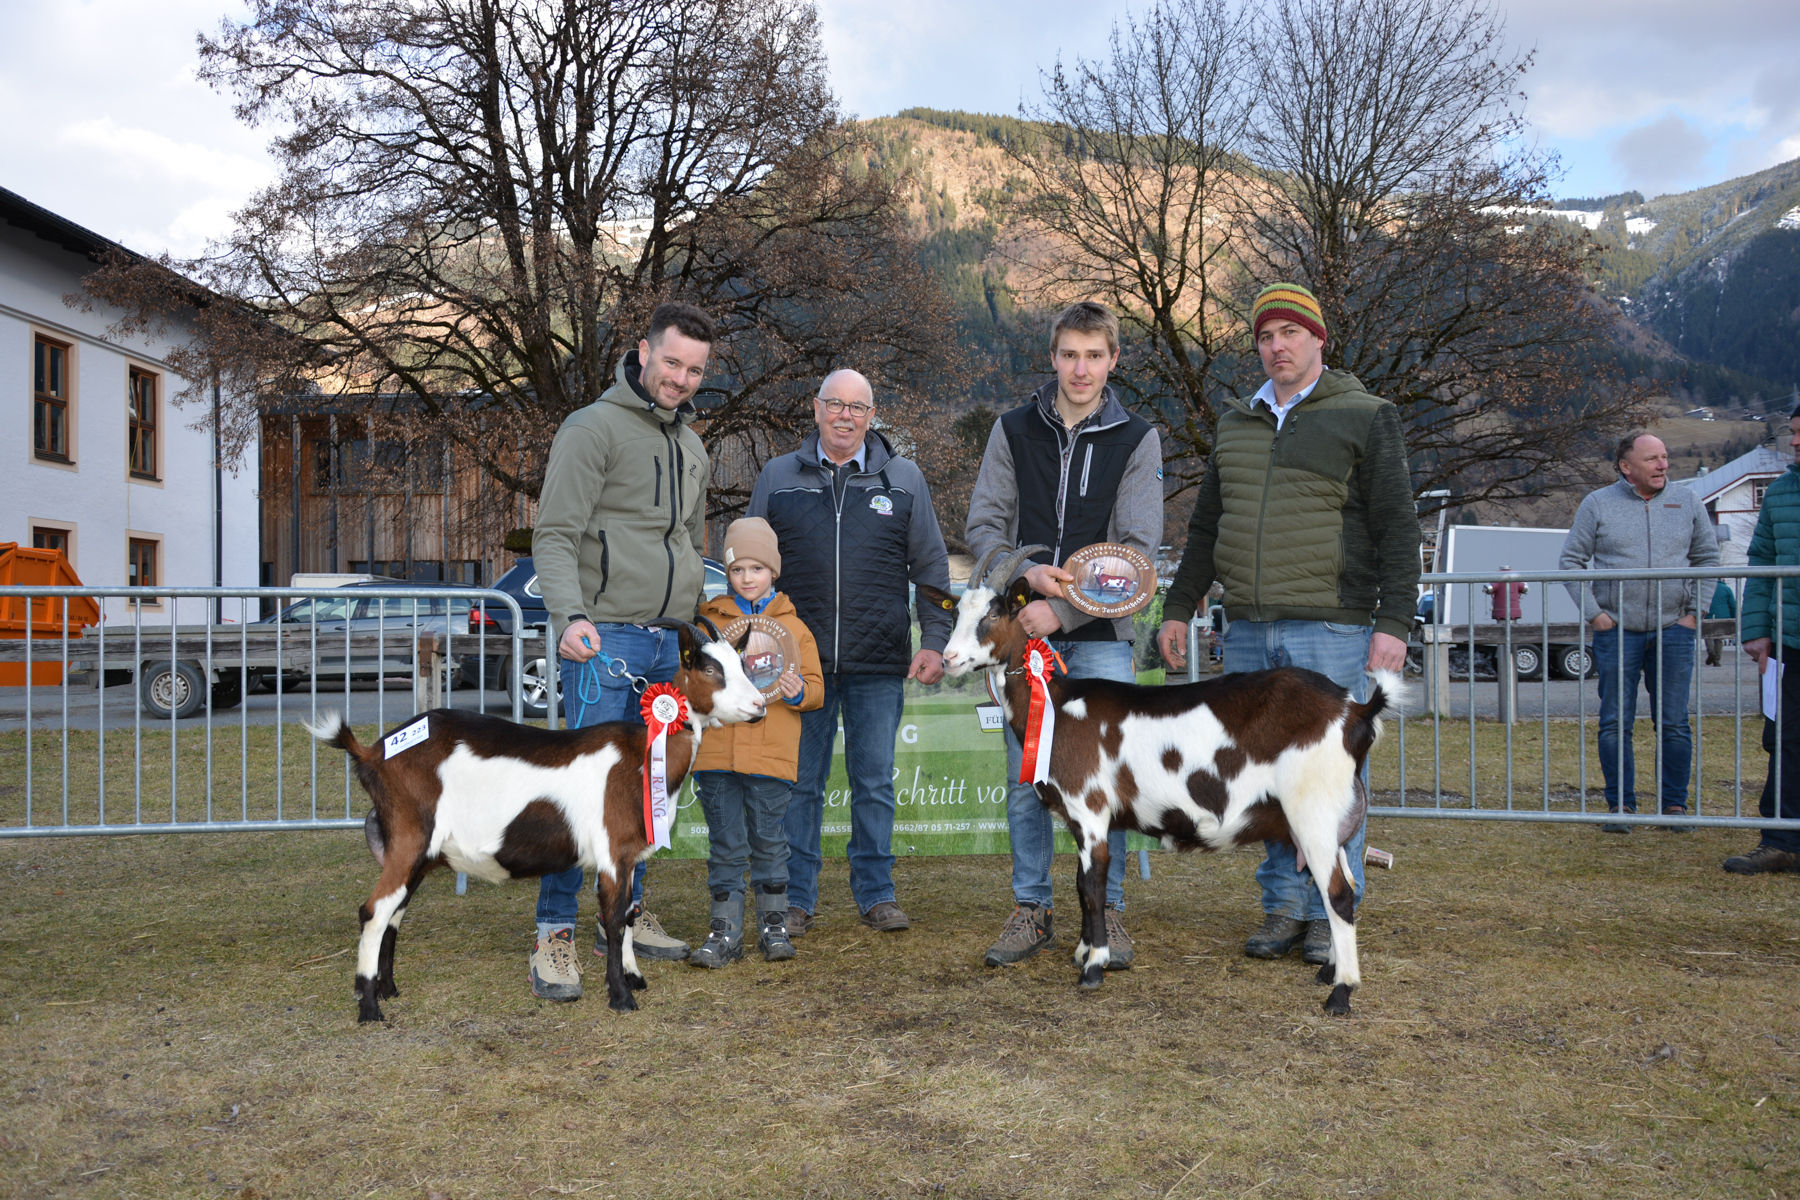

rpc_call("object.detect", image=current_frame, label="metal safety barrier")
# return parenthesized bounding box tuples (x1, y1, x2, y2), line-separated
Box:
(0, 585, 526, 839)
(4, 568, 1799, 842)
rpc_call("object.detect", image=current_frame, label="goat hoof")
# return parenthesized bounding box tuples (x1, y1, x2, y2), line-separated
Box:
(626, 972, 648, 992)
(1077, 966, 1105, 991)
(608, 992, 639, 1013)
(377, 978, 399, 1000)
(357, 1006, 385, 1024)
(1314, 963, 1335, 985)
(1323, 984, 1353, 1016)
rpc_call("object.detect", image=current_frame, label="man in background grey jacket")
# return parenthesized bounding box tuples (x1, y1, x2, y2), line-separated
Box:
(1560, 432, 1719, 830)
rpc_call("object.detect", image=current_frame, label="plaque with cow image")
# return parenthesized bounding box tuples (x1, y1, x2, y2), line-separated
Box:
(1060, 543, 1158, 619)
(716, 615, 802, 701)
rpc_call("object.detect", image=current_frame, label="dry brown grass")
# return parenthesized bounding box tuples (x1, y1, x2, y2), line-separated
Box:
(2, 799, 1797, 1199)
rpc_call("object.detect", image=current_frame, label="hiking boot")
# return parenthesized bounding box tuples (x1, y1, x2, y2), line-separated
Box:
(1661, 807, 1692, 832)
(786, 907, 814, 937)
(1244, 913, 1306, 959)
(1301, 918, 1333, 965)
(984, 903, 1053, 966)
(859, 901, 910, 932)
(529, 928, 582, 1001)
(688, 894, 745, 969)
(1600, 821, 1631, 834)
(1722, 845, 1800, 875)
(756, 891, 796, 962)
(1102, 905, 1133, 970)
(595, 908, 690, 961)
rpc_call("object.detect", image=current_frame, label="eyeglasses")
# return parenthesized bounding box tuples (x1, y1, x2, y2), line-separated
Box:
(819, 397, 874, 418)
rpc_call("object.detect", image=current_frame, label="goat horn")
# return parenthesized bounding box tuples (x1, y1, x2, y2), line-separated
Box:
(693, 614, 725, 642)
(986, 544, 1051, 592)
(968, 547, 1009, 593)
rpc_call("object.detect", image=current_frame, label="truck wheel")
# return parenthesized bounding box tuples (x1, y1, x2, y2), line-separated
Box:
(211, 674, 245, 710)
(1553, 644, 1595, 680)
(1511, 644, 1544, 680)
(140, 660, 206, 719)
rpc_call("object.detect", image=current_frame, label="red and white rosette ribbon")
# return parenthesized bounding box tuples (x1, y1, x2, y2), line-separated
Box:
(640, 684, 689, 851)
(1018, 638, 1060, 785)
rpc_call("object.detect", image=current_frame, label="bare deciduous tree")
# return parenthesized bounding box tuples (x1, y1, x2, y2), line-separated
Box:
(996, 0, 1253, 492)
(1246, 0, 1647, 510)
(995, 0, 1647, 510)
(86, 0, 954, 510)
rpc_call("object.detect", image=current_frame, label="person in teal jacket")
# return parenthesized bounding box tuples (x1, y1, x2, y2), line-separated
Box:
(1704, 581, 1736, 667)
(1730, 407, 1800, 874)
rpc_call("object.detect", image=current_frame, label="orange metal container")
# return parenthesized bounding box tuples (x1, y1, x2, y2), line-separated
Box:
(0, 543, 100, 685)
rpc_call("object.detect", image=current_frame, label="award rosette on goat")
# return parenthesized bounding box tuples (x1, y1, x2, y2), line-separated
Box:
(715, 615, 800, 701)
(1060, 543, 1157, 619)
(640, 683, 689, 851)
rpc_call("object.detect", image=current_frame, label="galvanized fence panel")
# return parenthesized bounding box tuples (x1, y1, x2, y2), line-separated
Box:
(0, 585, 526, 838)
(4, 569, 1800, 842)
(1382, 565, 1799, 831)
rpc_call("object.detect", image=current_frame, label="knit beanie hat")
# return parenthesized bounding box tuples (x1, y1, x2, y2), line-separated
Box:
(1252, 282, 1327, 344)
(722, 517, 781, 579)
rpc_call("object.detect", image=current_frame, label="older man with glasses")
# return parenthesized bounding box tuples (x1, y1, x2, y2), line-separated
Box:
(748, 369, 954, 935)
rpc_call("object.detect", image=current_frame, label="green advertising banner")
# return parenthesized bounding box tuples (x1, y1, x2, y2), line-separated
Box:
(665, 679, 1155, 859)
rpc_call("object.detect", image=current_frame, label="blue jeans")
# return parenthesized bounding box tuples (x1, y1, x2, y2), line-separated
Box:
(785, 673, 906, 914)
(694, 771, 793, 897)
(1592, 623, 1695, 814)
(535, 623, 680, 935)
(1221, 619, 1370, 921)
(1003, 638, 1133, 910)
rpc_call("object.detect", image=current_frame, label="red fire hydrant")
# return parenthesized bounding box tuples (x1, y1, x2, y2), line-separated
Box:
(1484, 567, 1528, 621)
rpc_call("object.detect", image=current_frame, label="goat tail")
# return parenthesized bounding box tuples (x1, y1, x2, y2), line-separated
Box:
(1355, 668, 1409, 743)
(305, 709, 374, 763)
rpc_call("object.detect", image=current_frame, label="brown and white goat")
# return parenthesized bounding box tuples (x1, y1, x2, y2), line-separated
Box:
(309, 619, 765, 1022)
(921, 548, 1398, 1015)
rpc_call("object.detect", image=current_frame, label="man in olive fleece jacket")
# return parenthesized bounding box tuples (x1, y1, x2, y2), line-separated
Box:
(526, 301, 716, 998)
(1157, 283, 1418, 965)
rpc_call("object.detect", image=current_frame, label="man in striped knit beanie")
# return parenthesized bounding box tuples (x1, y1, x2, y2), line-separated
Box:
(1158, 281, 1419, 968)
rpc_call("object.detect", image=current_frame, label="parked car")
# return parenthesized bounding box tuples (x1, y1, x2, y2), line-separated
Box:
(467, 555, 729, 717)
(253, 580, 480, 691)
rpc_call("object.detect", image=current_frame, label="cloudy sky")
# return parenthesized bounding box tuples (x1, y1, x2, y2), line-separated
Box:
(3, 0, 1796, 258)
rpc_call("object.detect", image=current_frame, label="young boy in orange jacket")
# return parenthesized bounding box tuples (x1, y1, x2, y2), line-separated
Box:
(689, 518, 824, 965)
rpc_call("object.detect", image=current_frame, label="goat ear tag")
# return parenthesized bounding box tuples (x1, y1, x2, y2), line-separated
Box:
(1061, 544, 1157, 619)
(383, 718, 429, 759)
(716, 616, 801, 701)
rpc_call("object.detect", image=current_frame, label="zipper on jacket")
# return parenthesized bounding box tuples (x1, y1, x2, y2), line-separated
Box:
(1251, 411, 1283, 616)
(1079, 444, 1093, 498)
(654, 459, 663, 508)
(657, 426, 681, 617)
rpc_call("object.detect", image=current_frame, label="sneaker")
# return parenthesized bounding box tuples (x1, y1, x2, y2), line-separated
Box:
(786, 907, 814, 937)
(687, 926, 744, 969)
(984, 903, 1053, 966)
(1102, 905, 1133, 970)
(859, 901, 910, 932)
(1722, 845, 1800, 875)
(529, 929, 582, 1001)
(1301, 918, 1333, 965)
(1243, 913, 1305, 959)
(758, 915, 796, 962)
(594, 909, 691, 961)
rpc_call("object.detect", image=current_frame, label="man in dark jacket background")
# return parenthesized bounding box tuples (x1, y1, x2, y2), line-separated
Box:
(747, 369, 953, 933)
(1158, 282, 1418, 966)
(965, 301, 1162, 969)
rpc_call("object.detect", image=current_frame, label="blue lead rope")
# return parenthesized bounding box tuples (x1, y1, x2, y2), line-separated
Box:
(566, 636, 649, 727)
